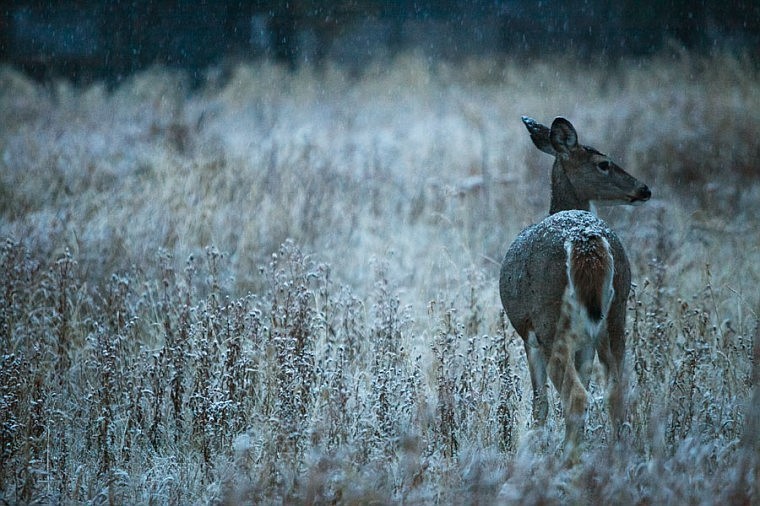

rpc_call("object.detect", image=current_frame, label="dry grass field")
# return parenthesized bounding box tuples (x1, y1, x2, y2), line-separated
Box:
(1, 51, 758, 504)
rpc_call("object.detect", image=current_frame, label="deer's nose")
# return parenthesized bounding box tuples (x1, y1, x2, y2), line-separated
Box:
(633, 185, 651, 203)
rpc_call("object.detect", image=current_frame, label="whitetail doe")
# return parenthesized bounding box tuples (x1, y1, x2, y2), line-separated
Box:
(500, 116, 651, 453)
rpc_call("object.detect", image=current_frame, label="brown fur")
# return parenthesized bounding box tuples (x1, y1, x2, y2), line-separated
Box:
(501, 116, 651, 454)
(569, 235, 612, 322)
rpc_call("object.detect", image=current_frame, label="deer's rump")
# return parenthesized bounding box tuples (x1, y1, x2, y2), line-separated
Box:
(499, 210, 631, 352)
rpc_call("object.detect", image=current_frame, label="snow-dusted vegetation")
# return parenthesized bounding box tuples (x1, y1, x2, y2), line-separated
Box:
(1, 52, 758, 504)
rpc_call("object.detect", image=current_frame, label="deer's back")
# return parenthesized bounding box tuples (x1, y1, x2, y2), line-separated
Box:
(499, 210, 631, 350)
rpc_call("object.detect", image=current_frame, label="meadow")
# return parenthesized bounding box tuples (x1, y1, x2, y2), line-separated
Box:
(1, 51, 758, 504)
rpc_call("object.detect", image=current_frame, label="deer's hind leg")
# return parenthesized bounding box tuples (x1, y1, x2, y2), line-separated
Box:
(524, 330, 548, 425)
(597, 304, 627, 439)
(547, 301, 588, 451)
(575, 344, 595, 390)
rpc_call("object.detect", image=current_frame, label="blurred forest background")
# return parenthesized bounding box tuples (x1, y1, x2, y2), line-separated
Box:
(1, 1, 759, 504)
(1, 0, 759, 81)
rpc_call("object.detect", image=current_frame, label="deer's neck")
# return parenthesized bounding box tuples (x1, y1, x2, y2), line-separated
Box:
(549, 162, 589, 215)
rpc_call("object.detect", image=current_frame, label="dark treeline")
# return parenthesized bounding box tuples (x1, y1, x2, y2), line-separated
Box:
(1, 0, 758, 83)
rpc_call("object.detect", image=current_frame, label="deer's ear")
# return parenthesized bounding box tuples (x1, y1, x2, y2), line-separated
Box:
(521, 116, 556, 155)
(550, 117, 578, 154)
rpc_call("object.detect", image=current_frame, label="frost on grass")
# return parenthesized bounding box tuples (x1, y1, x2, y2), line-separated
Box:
(1, 53, 759, 503)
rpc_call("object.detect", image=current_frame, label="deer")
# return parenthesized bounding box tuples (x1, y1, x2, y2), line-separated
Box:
(499, 116, 651, 455)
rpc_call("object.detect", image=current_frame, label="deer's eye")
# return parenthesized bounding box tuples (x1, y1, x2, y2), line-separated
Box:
(597, 161, 610, 173)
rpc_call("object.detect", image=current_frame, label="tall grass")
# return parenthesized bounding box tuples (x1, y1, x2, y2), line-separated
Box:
(1, 51, 758, 504)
